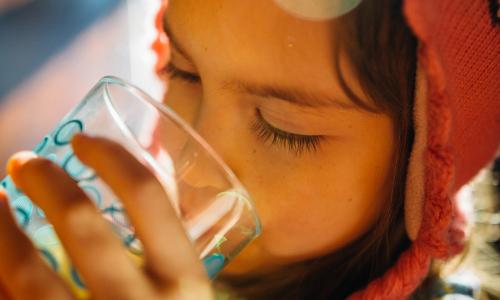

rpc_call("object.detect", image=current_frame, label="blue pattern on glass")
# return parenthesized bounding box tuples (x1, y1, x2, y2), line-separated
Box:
(2, 177, 31, 228)
(80, 185, 102, 208)
(33, 136, 50, 154)
(54, 120, 83, 146)
(14, 207, 30, 228)
(102, 203, 130, 228)
(3, 177, 22, 199)
(34, 225, 60, 246)
(122, 233, 141, 255)
(123, 233, 136, 246)
(47, 153, 58, 162)
(2, 119, 91, 230)
(12, 196, 33, 228)
(70, 265, 86, 289)
(39, 248, 59, 271)
(36, 206, 46, 218)
(203, 253, 226, 279)
(61, 151, 95, 181)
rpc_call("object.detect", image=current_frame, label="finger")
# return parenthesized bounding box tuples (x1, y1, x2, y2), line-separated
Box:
(0, 188, 74, 300)
(7, 153, 148, 299)
(71, 134, 206, 283)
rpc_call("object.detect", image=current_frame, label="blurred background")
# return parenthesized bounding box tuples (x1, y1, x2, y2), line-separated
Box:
(0, 0, 164, 177)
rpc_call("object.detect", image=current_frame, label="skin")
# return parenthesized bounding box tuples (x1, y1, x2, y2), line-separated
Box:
(164, 0, 396, 274)
(0, 137, 213, 299)
(0, 0, 396, 297)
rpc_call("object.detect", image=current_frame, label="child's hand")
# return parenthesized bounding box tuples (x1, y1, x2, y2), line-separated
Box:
(0, 134, 214, 300)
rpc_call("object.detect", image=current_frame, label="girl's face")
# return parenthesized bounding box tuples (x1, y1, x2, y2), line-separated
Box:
(163, 0, 396, 274)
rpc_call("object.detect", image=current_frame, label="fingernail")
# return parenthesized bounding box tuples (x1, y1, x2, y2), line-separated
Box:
(71, 133, 96, 152)
(6, 151, 38, 176)
(71, 132, 91, 144)
(72, 132, 91, 140)
(0, 187, 8, 207)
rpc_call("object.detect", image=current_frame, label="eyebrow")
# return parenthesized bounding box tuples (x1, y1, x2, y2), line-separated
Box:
(222, 80, 356, 109)
(163, 16, 353, 110)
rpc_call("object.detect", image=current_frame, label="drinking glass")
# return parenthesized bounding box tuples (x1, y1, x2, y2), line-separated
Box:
(0, 76, 261, 299)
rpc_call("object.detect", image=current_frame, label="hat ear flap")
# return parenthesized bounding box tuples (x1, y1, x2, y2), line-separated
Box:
(404, 59, 428, 241)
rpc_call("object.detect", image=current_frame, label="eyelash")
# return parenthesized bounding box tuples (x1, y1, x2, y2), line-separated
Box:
(162, 62, 201, 83)
(251, 109, 325, 155)
(163, 62, 324, 156)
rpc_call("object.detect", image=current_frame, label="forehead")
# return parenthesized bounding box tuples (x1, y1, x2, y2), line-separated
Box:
(166, 0, 341, 91)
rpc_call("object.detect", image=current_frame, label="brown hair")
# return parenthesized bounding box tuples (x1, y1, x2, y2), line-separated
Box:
(215, 0, 419, 299)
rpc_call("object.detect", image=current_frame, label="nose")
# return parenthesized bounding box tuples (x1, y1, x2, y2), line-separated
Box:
(154, 104, 237, 216)
(149, 105, 233, 189)
(175, 138, 230, 192)
(148, 103, 259, 252)
(175, 104, 236, 191)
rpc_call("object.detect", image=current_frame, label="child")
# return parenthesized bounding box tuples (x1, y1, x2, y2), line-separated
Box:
(0, 0, 498, 299)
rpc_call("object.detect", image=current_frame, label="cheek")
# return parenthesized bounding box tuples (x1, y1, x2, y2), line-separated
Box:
(254, 174, 384, 260)
(246, 131, 395, 261)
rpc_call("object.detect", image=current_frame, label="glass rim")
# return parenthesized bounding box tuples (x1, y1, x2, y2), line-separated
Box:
(97, 75, 261, 233)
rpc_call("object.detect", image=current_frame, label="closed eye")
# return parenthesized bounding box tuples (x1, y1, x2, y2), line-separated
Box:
(251, 109, 325, 155)
(162, 62, 201, 84)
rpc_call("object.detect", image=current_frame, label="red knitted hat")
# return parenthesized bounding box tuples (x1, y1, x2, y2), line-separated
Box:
(152, 0, 500, 298)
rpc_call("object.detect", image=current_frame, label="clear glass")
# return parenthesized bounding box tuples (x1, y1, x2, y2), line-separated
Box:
(0, 76, 261, 299)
